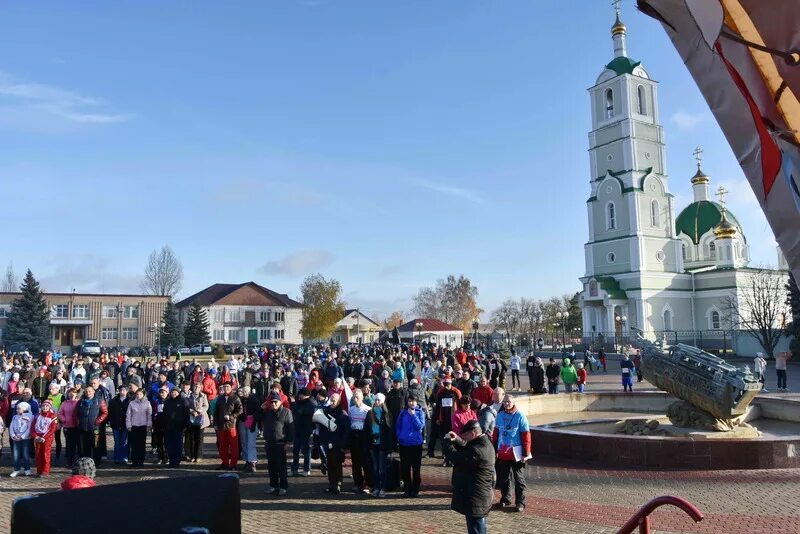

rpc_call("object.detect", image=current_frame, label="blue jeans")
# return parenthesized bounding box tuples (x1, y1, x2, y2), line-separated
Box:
(548, 382, 558, 394)
(292, 435, 311, 473)
(165, 430, 184, 466)
(112, 428, 129, 463)
(12, 439, 32, 471)
(466, 516, 487, 534)
(369, 446, 388, 491)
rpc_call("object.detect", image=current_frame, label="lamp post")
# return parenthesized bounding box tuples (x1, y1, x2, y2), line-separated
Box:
(472, 319, 480, 350)
(415, 321, 423, 346)
(614, 315, 627, 353)
(555, 311, 569, 349)
(153, 321, 165, 355)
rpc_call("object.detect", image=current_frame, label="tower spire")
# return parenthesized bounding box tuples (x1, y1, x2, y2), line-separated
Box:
(611, 0, 628, 58)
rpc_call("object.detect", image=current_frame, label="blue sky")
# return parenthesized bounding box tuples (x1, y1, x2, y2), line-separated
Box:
(0, 0, 778, 320)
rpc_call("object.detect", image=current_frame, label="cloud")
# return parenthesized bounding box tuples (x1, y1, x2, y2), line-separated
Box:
(410, 179, 483, 203)
(38, 255, 142, 294)
(669, 108, 711, 131)
(259, 250, 334, 277)
(0, 71, 131, 129)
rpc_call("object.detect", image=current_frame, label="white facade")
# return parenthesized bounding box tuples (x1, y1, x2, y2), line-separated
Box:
(331, 310, 381, 345)
(199, 305, 302, 346)
(576, 12, 788, 356)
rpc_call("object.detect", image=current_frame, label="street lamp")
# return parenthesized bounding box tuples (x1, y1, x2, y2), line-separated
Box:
(614, 315, 627, 353)
(555, 311, 569, 349)
(415, 321, 424, 345)
(472, 319, 480, 350)
(153, 322, 165, 354)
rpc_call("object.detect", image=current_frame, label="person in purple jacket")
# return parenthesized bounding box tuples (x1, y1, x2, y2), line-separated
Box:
(395, 396, 425, 498)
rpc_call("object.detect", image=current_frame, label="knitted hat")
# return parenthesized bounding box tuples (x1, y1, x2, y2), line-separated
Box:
(16, 401, 30, 413)
(41, 399, 53, 410)
(72, 457, 96, 478)
(374, 393, 386, 403)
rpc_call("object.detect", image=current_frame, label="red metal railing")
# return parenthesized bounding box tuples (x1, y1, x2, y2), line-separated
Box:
(618, 496, 704, 534)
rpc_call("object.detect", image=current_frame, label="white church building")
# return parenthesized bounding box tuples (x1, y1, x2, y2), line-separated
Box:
(577, 10, 788, 354)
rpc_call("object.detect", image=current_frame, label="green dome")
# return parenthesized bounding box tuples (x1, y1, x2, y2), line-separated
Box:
(675, 200, 743, 244)
(605, 56, 641, 76)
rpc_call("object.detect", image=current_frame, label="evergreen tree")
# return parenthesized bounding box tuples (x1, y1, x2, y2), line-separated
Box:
(183, 302, 210, 346)
(4, 270, 51, 353)
(787, 273, 800, 357)
(160, 300, 183, 348)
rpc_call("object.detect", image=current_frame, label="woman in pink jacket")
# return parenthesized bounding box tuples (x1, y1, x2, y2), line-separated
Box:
(451, 396, 478, 435)
(57, 389, 80, 468)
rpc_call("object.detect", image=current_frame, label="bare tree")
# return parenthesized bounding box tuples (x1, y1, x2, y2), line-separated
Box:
(722, 268, 789, 358)
(491, 299, 521, 345)
(142, 246, 183, 297)
(412, 275, 482, 330)
(1, 262, 19, 292)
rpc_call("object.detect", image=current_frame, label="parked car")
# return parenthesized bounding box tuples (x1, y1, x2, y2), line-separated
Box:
(80, 340, 101, 357)
(190, 344, 213, 355)
(175, 346, 191, 356)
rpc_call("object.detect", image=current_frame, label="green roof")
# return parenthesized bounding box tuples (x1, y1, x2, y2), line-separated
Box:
(675, 200, 743, 244)
(597, 276, 627, 300)
(605, 56, 641, 76)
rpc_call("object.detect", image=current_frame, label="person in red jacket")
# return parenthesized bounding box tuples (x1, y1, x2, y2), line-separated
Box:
(60, 457, 96, 490)
(576, 363, 587, 393)
(203, 370, 219, 425)
(471, 376, 494, 407)
(33, 399, 58, 476)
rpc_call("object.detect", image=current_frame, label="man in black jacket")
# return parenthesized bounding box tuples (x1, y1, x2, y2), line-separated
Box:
(443, 419, 494, 534)
(107, 386, 130, 465)
(317, 392, 351, 494)
(261, 391, 294, 496)
(385, 379, 408, 425)
(291, 388, 316, 476)
(545, 358, 561, 395)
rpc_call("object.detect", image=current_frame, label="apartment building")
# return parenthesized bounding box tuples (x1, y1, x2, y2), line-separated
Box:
(176, 282, 303, 346)
(0, 292, 169, 352)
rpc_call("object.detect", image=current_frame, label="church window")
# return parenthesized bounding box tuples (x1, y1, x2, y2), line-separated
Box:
(682, 243, 688, 261)
(650, 199, 660, 227)
(607, 202, 616, 230)
(607, 252, 616, 263)
(637, 85, 646, 115)
(663, 309, 673, 331)
(711, 310, 721, 330)
(605, 89, 614, 119)
(709, 241, 716, 260)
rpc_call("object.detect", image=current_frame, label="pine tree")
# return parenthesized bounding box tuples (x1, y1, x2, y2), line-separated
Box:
(183, 302, 210, 346)
(787, 273, 800, 357)
(160, 300, 183, 348)
(4, 270, 51, 353)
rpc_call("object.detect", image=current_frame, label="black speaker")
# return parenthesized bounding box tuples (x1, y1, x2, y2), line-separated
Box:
(11, 473, 241, 534)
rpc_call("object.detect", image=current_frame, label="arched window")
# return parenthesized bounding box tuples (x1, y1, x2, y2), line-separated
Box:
(711, 311, 721, 330)
(663, 309, 673, 331)
(605, 89, 614, 119)
(709, 241, 717, 260)
(681, 243, 688, 261)
(650, 199, 660, 227)
(637, 85, 646, 115)
(607, 202, 617, 230)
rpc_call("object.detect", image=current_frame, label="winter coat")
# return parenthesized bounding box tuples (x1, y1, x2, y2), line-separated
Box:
(126, 398, 152, 429)
(444, 433, 495, 518)
(61, 475, 96, 491)
(545, 364, 561, 384)
(187, 393, 210, 428)
(366, 405, 394, 453)
(214, 394, 243, 431)
(478, 404, 497, 436)
(77, 396, 108, 432)
(451, 408, 478, 435)
(530, 366, 546, 392)
(261, 405, 294, 444)
(163, 395, 190, 432)
(108, 395, 131, 431)
(395, 406, 425, 447)
(318, 406, 351, 451)
(386, 387, 408, 424)
(58, 400, 80, 429)
(291, 397, 317, 441)
(560, 363, 578, 385)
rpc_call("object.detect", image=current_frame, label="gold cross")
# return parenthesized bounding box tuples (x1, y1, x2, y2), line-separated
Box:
(693, 146, 703, 168)
(715, 186, 729, 206)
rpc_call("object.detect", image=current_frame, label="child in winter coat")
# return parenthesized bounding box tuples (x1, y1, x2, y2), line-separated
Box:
(9, 401, 34, 477)
(576, 363, 588, 393)
(61, 456, 96, 490)
(33, 399, 58, 476)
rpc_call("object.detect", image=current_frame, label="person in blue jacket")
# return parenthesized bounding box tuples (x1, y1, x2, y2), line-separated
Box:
(620, 354, 635, 392)
(395, 396, 425, 497)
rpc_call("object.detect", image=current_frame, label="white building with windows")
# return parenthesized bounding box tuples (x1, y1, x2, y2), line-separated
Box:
(330, 309, 382, 345)
(577, 10, 788, 354)
(176, 282, 303, 346)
